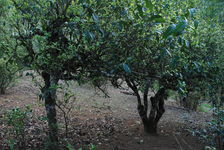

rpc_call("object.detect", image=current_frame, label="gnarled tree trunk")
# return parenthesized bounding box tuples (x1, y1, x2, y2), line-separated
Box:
(126, 79, 167, 134)
(144, 88, 166, 134)
(41, 72, 59, 149)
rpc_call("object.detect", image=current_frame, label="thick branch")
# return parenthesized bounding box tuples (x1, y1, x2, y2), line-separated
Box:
(125, 78, 142, 106)
(148, 88, 166, 123)
(143, 80, 151, 113)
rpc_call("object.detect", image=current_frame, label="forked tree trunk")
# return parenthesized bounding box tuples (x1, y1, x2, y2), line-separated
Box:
(125, 79, 166, 135)
(41, 72, 59, 150)
(141, 88, 166, 134)
(137, 87, 166, 134)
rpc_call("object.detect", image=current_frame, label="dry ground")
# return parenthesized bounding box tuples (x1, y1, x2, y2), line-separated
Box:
(0, 75, 211, 150)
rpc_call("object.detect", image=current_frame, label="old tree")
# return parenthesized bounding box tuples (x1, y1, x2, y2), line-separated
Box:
(1, 0, 224, 149)
(6, 0, 122, 148)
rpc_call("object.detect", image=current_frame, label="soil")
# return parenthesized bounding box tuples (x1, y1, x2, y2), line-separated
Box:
(0, 75, 212, 150)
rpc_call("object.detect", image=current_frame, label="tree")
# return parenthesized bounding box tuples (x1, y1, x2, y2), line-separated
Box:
(99, 0, 223, 134)
(7, 0, 120, 148)
(4, 0, 224, 147)
(0, 0, 19, 94)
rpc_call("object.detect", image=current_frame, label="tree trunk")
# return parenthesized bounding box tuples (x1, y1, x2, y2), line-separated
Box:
(126, 79, 166, 135)
(180, 92, 199, 111)
(141, 88, 166, 134)
(143, 120, 157, 134)
(215, 135, 223, 150)
(41, 72, 59, 150)
(0, 87, 5, 94)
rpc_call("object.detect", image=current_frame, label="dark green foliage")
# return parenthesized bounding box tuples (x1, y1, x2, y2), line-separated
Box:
(0, 0, 224, 149)
(0, 58, 18, 94)
(5, 106, 32, 149)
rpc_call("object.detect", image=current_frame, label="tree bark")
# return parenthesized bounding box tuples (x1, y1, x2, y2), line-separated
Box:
(180, 92, 199, 111)
(143, 88, 166, 134)
(41, 72, 59, 150)
(143, 121, 157, 134)
(125, 78, 166, 135)
(0, 87, 5, 94)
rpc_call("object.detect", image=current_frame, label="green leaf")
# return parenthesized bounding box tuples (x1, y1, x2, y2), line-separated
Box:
(123, 63, 131, 73)
(194, 20, 199, 29)
(89, 144, 97, 150)
(66, 143, 74, 150)
(92, 13, 99, 22)
(188, 8, 196, 18)
(145, 0, 153, 11)
(8, 139, 15, 150)
(165, 49, 172, 57)
(178, 37, 183, 44)
(163, 24, 176, 39)
(185, 40, 190, 47)
(88, 31, 95, 40)
(173, 20, 188, 36)
(137, 4, 144, 17)
(150, 15, 166, 23)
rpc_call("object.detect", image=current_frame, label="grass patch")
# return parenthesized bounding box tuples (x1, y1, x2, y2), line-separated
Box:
(198, 103, 213, 113)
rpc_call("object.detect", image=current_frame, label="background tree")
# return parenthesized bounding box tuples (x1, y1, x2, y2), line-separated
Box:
(0, 0, 19, 94)
(99, 0, 224, 134)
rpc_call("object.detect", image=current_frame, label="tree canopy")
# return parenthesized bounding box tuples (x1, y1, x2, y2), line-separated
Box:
(0, 0, 224, 149)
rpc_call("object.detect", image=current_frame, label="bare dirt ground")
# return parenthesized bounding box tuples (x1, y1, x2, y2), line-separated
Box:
(0, 76, 211, 150)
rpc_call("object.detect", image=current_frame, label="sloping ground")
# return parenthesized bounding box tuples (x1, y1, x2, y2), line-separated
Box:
(0, 76, 211, 150)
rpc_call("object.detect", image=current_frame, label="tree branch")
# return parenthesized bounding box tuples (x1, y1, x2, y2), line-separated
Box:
(125, 78, 142, 106)
(143, 79, 151, 113)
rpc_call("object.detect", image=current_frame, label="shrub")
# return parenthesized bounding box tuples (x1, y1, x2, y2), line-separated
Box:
(4, 106, 32, 149)
(0, 58, 18, 94)
(210, 108, 224, 150)
(194, 107, 224, 150)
